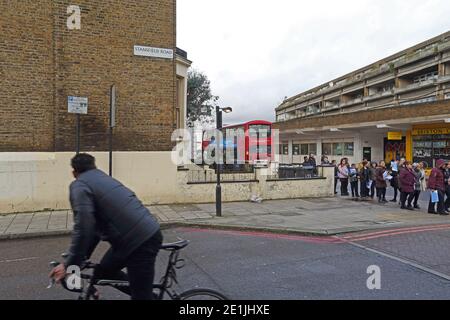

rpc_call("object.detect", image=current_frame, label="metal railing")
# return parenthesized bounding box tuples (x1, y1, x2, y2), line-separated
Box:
(266, 165, 321, 181)
(187, 169, 257, 184)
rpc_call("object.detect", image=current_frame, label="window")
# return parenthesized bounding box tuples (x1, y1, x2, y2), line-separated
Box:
(413, 71, 438, 84)
(301, 144, 309, 155)
(333, 143, 343, 156)
(293, 144, 300, 155)
(323, 142, 354, 156)
(299, 143, 317, 155)
(322, 143, 332, 156)
(280, 144, 289, 155)
(344, 143, 354, 156)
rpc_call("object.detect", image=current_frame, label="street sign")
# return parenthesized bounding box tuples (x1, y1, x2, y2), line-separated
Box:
(68, 96, 88, 114)
(134, 45, 174, 59)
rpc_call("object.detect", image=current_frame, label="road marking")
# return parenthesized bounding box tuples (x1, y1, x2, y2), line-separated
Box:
(347, 225, 450, 242)
(342, 223, 450, 240)
(181, 227, 342, 243)
(0, 257, 38, 264)
(335, 236, 450, 282)
(181, 224, 450, 244)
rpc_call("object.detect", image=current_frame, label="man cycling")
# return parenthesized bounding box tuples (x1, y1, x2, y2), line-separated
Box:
(49, 153, 163, 300)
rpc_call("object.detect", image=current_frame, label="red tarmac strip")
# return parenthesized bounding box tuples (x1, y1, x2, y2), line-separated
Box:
(181, 223, 450, 244)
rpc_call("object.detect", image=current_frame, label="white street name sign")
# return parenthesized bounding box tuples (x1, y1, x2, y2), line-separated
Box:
(134, 45, 174, 59)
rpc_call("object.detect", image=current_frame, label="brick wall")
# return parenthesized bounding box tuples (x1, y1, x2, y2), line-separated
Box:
(0, 1, 55, 151)
(0, 0, 176, 152)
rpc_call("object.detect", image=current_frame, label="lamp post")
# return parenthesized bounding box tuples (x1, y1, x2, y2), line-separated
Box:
(215, 106, 233, 217)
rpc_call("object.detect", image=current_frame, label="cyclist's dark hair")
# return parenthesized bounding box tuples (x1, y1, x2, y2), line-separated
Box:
(71, 153, 97, 174)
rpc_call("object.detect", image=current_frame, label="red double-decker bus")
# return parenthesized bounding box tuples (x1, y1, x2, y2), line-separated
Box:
(202, 120, 272, 168)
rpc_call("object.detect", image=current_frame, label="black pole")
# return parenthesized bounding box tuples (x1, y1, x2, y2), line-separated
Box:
(109, 85, 116, 177)
(216, 106, 222, 217)
(76, 114, 81, 154)
(109, 126, 113, 176)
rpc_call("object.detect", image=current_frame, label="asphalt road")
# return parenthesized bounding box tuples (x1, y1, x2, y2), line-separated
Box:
(0, 227, 449, 300)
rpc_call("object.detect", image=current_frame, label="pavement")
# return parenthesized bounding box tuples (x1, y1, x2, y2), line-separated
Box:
(1, 193, 449, 240)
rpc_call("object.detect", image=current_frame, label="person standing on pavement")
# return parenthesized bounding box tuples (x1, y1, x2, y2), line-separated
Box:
(359, 161, 371, 199)
(399, 161, 416, 210)
(349, 164, 360, 198)
(412, 163, 424, 209)
(444, 162, 450, 212)
(427, 159, 448, 215)
(338, 158, 350, 196)
(369, 162, 377, 199)
(397, 158, 406, 205)
(309, 154, 317, 176)
(419, 162, 427, 192)
(375, 161, 388, 203)
(390, 159, 400, 203)
(332, 160, 338, 195)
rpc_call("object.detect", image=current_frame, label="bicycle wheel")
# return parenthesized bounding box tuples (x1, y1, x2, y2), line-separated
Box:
(179, 288, 228, 300)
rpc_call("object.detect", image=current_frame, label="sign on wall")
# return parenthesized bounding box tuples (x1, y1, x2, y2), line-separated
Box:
(387, 132, 403, 140)
(412, 128, 450, 136)
(134, 45, 174, 59)
(68, 96, 88, 114)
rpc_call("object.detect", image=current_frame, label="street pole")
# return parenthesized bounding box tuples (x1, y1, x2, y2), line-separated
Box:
(216, 106, 222, 217)
(109, 85, 116, 177)
(76, 114, 81, 154)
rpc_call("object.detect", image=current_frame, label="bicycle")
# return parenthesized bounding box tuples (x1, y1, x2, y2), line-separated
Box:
(48, 239, 228, 300)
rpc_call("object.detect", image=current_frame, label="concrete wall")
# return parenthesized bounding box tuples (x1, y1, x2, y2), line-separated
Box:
(0, 153, 335, 214)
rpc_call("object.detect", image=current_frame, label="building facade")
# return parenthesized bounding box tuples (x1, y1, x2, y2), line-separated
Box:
(275, 31, 450, 168)
(0, 0, 181, 152)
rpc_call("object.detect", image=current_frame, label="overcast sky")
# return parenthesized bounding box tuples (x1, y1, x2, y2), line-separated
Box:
(177, 0, 450, 125)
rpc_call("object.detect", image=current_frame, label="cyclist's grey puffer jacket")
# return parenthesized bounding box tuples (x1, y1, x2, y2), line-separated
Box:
(65, 169, 160, 267)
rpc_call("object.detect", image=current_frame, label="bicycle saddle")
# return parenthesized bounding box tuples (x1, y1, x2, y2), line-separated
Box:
(160, 239, 190, 250)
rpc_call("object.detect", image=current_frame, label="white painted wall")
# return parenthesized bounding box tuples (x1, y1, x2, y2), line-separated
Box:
(0, 153, 335, 214)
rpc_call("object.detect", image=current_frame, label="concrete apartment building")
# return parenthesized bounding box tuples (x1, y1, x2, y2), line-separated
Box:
(274, 31, 450, 168)
(0, 1, 196, 213)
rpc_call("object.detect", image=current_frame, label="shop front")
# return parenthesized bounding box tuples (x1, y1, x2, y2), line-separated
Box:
(412, 125, 450, 168)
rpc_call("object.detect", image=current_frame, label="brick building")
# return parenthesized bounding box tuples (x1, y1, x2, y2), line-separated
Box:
(0, 0, 184, 152)
(275, 31, 450, 167)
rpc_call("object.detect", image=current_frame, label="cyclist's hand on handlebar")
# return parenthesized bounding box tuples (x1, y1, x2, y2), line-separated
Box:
(49, 264, 66, 283)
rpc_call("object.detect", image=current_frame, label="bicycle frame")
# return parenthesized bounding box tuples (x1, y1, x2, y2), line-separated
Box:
(52, 244, 187, 300)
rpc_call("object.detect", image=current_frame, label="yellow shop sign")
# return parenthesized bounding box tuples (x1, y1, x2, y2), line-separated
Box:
(387, 132, 403, 140)
(412, 128, 450, 136)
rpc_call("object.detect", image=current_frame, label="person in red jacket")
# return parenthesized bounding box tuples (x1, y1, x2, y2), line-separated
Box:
(428, 159, 448, 215)
(375, 161, 388, 203)
(399, 161, 416, 210)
